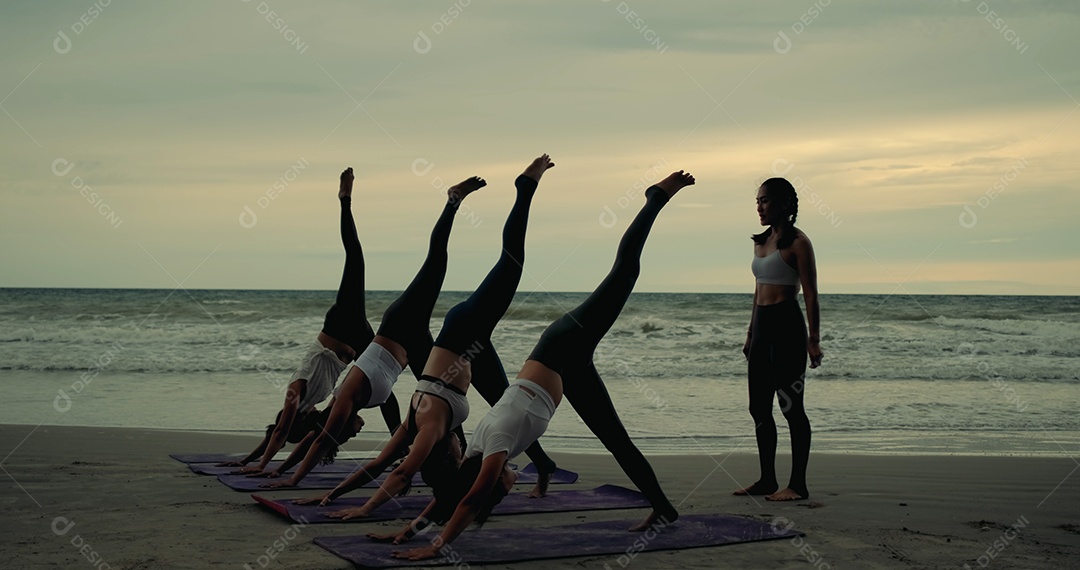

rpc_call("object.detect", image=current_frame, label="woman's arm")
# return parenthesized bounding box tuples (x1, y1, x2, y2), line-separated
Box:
(264, 384, 354, 487)
(313, 426, 409, 504)
(392, 453, 506, 561)
(219, 430, 272, 467)
(794, 233, 822, 368)
(367, 497, 439, 545)
(242, 379, 305, 472)
(744, 286, 760, 358)
(332, 425, 441, 518)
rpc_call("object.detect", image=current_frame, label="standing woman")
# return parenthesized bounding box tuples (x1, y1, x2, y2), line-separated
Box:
(734, 177, 823, 502)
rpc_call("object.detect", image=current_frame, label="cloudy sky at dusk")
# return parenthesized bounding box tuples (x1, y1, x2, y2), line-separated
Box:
(1, 1, 1077, 294)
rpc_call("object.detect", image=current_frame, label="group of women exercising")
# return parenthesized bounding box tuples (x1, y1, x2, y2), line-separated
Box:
(221, 155, 822, 561)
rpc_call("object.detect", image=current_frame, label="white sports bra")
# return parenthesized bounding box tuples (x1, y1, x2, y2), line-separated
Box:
(752, 249, 800, 289)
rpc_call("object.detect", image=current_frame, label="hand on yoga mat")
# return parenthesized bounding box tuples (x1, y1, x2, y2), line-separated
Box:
(216, 460, 245, 467)
(234, 466, 263, 475)
(325, 506, 370, 520)
(366, 530, 411, 545)
(243, 469, 277, 478)
(261, 479, 297, 489)
(292, 492, 331, 506)
(392, 544, 440, 561)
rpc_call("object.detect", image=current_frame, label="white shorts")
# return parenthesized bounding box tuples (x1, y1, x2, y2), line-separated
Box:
(342, 343, 404, 408)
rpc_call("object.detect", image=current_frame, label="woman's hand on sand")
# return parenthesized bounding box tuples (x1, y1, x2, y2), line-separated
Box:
(367, 529, 412, 545)
(326, 506, 369, 520)
(291, 492, 331, 506)
(808, 340, 823, 368)
(392, 544, 441, 561)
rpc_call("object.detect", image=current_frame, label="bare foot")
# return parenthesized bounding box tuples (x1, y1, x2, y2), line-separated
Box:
(448, 176, 486, 204)
(733, 480, 778, 496)
(653, 170, 695, 198)
(766, 487, 808, 501)
(526, 468, 552, 498)
(339, 167, 354, 199)
(521, 154, 555, 183)
(628, 508, 677, 532)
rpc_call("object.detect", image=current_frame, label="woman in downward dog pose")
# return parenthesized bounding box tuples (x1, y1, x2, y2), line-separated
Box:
(276, 155, 554, 501)
(290, 155, 553, 506)
(221, 167, 400, 473)
(259, 170, 490, 485)
(384, 170, 696, 561)
(733, 177, 822, 501)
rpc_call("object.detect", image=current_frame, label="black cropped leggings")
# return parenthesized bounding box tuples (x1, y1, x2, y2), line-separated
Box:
(527, 186, 676, 518)
(433, 175, 537, 359)
(320, 196, 375, 355)
(747, 299, 810, 493)
(376, 197, 463, 379)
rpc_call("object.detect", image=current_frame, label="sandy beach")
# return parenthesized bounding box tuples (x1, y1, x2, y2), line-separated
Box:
(2, 424, 1078, 569)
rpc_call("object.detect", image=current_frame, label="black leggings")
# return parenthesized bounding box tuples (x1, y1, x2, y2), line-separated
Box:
(433, 175, 537, 358)
(747, 299, 810, 493)
(376, 198, 462, 379)
(321, 197, 375, 355)
(528, 186, 675, 517)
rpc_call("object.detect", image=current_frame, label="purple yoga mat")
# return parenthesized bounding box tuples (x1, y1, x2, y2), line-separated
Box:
(314, 513, 802, 567)
(187, 461, 370, 476)
(253, 484, 648, 524)
(217, 463, 578, 492)
(170, 452, 371, 465)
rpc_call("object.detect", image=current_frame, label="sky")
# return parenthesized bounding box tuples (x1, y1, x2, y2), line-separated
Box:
(1, 1, 1077, 294)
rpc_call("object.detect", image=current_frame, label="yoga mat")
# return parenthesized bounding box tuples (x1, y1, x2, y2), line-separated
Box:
(170, 452, 370, 465)
(217, 463, 578, 492)
(187, 461, 369, 476)
(252, 484, 648, 524)
(314, 513, 802, 567)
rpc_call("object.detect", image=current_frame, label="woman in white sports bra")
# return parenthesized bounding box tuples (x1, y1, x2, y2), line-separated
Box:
(733, 177, 823, 502)
(379, 170, 697, 562)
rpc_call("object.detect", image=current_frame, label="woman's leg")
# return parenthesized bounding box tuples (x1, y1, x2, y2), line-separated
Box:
(376, 178, 485, 363)
(321, 169, 374, 353)
(530, 171, 694, 528)
(563, 362, 676, 520)
(434, 157, 551, 356)
(771, 308, 810, 500)
(738, 329, 780, 495)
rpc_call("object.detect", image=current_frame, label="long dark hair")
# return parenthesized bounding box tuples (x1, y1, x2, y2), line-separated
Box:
(751, 177, 799, 249)
(267, 408, 355, 465)
(427, 451, 510, 526)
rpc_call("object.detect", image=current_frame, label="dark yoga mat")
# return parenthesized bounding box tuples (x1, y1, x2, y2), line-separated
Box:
(170, 452, 371, 465)
(314, 513, 803, 567)
(252, 484, 648, 524)
(187, 461, 370, 476)
(218, 463, 578, 492)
